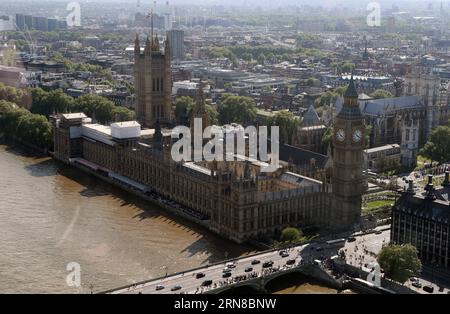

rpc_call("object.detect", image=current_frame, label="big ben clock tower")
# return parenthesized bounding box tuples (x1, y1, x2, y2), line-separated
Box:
(332, 75, 365, 230)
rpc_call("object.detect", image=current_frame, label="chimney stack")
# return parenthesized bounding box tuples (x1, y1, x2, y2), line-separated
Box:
(425, 175, 437, 201)
(406, 179, 415, 195)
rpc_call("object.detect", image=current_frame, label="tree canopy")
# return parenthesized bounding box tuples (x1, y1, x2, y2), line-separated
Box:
(219, 94, 257, 125)
(280, 227, 303, 243)
(268, 111, 299, 145)
(420, 125, 450, 163)
(29, 88, 135, 124)
(0, 100, 53, 149)
(370, 89, 393, 99)
(174, 96, 219, 126)
(377, 244, 422, 284)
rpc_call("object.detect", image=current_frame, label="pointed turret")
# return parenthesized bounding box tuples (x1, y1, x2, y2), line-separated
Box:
(164, 36, 171, 57)
(134, 34, 140, 55)
(190, 81, 209, 130)
(144, 36, 152, 55)
(153, 35, 160, 51)
(344, 74, 358, 99)
(302, 104, 321, 126)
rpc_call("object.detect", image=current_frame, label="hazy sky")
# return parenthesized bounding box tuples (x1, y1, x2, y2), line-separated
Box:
(3, 0, 449, 11)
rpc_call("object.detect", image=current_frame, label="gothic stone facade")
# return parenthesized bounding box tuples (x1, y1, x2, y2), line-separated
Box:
(134, 34, 172, 128)
(53, 115, 336, 243)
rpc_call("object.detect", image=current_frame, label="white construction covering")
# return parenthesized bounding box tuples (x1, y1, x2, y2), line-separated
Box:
(81, 124, 114, 146)
(110, 121, 141, 139)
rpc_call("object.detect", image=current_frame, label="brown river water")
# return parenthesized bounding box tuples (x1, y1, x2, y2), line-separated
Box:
(0, 144, 340, 294)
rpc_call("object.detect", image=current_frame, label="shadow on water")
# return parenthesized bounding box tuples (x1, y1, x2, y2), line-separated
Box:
(3, 141, 47, 159)
(24, 159, 58, 177)
(54, 160, 255, 263)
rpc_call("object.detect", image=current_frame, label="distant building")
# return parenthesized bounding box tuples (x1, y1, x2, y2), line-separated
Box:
(295, 105, 327, 154)
(166, 29, 184, 61)
(24, 15, 33, 30)
(15, 14, 25, 30)
(0, 16, 13, 31)
(364, 144, 401, 173)
(392, 174, 450, 270)
(0, 65, 28, 88)
(34, 16, 48, 32)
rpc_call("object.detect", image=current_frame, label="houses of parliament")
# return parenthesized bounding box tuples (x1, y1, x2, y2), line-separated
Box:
(52, 32, 366, 243)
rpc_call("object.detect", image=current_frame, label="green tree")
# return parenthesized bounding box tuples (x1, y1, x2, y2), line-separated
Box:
(268, 111, 299, 145)
(280, 227, 303, 243)
(322, 126, 334, 150)
(257, 53, 266, 65)
(0, 83, 25, 104)
(219, 94, 257, 125)
(370, 89, 393, 99)
(205, 104, 219, 125)
(112, 106, 135, 122)
(174, 96, 195, 126)
(31, 88, 74, 116)
(315, 90, 340, 108)
(377, 244, 422, 283)
(420, 125, 450, 163)
(72, 94, 116, 124)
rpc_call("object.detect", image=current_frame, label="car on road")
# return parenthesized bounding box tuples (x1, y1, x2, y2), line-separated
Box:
(245, 267, 253, 272)
(222, 272, 232, 278)
(423, 285, 434, 293)
(251, 259, 260, 265)
(281, 252, 289, 258)
(222, 268, 231, 273)
(155, 285, 164, 291)
(262, 261, 274, 268)
(202, 280, 213, 287)
(226, 262, 236, 269)
(196, 272, 205, 279)
(409, 277, 419, 282)
(412, 281, 422, 288)
(171, 285, 182, 291)
(286, 259, 296, 265)
(347, 237, 356, 242)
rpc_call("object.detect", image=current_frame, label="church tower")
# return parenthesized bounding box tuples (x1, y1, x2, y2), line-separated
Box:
(331, 75, 365, 230)
(134, 31, 173, 128)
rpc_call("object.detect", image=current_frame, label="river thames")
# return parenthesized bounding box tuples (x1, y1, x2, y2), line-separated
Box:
(0, 144, 341, 294)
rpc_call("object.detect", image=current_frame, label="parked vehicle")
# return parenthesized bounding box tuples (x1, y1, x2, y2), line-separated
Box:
(412, 281, 422, 288)
(155, 285, 164, 291)
(251, 259, 260, 265)
(245, 267, 253, 272)
(423, 285, 434, 293)
(222, 272, 232, 278)
(196, 272, 205, 279)
(262, 261, 274, 268)
(171, 285, 182, 291)
(202, 280, 213, 287)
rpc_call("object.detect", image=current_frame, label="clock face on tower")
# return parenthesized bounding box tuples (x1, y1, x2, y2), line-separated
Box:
(352, 129, 362, 143)
(336, 128, 345, 142)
